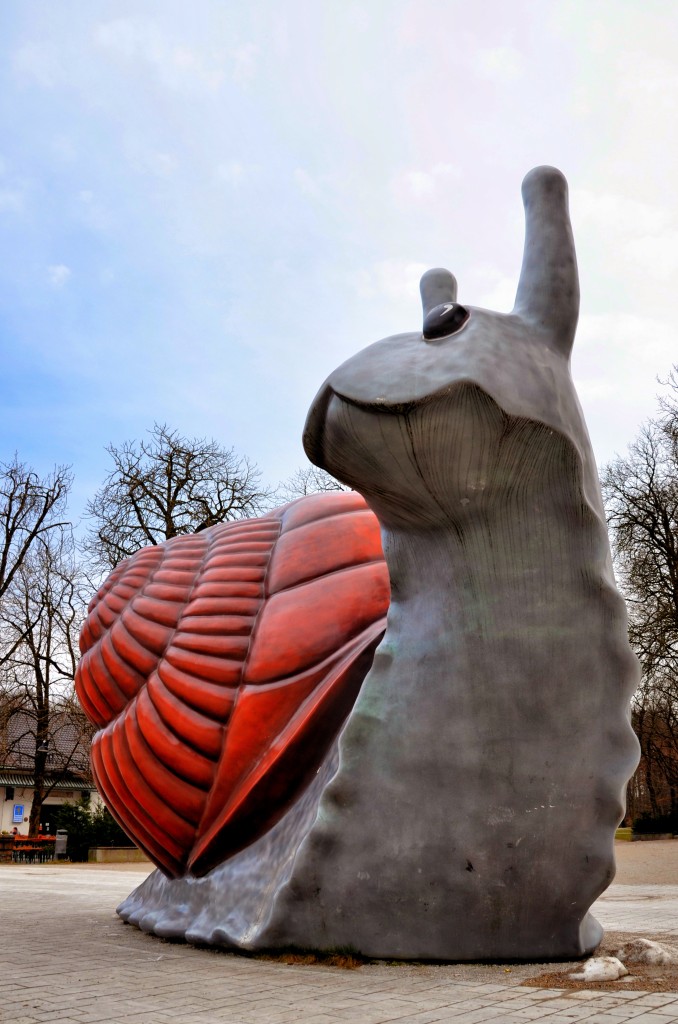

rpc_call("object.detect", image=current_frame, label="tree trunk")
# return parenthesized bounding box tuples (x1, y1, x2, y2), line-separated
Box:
(29, 741, 48, 836)
(644, 748, 660, 817)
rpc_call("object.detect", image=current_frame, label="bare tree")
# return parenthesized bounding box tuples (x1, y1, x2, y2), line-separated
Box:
(602, 378, 678, 823)
(0, 457, 71, 606)
(0, 676, 25, 764)
(604, 423, 678, 680)
(84, 423, 273, 571)
(277, 464, 347, 503)
(0, 527, 91, 834)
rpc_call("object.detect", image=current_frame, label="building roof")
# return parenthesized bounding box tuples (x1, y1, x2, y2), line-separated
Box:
(0, 770, 95, 791)
(0, 706, 92, 778)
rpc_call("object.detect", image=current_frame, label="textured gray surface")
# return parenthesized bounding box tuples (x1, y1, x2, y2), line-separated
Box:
(117, 166, 640, 960)
(117, 742, 338, 945)
(258, 166, 640, 959)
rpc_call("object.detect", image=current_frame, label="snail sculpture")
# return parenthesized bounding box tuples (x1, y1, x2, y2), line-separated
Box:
(76, 166, 639, 960)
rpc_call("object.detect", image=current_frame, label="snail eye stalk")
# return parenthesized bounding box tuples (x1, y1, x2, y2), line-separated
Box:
(422, 302, 470, 341)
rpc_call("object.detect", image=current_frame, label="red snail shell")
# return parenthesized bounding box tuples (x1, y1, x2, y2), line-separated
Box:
(75, 492, 389, 877)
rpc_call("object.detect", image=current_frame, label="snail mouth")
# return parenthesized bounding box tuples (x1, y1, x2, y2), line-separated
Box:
(308, 381, 591, 536)
(422, 303, 470, 341)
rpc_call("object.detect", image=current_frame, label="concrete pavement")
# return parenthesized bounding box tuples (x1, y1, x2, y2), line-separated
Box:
(2, 864, 678, 1024)
(595, 884, 678, 936)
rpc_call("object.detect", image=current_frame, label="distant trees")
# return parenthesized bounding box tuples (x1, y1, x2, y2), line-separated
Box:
(277, 465, 347, 503)
(0, 457, 71, 610)
(0, 526, 91, 834)
(0, 460, 92, 834)
(602, 370, 678, 824)
(84, 423, 274, 571)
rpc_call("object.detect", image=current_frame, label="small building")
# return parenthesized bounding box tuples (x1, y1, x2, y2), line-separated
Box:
(0, 705, 100, 835)
(0, 769, 100, 834)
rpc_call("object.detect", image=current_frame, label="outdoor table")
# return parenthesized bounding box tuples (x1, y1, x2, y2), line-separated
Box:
(12, 836, 56, 863)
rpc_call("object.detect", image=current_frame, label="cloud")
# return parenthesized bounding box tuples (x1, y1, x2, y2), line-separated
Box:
(294, 167, 323, 200)
(574, 312, 677, 401)
(577, 310, 673, 358)
(390, 163, 460, 204)
(94, 18, 225, 94)
(47, 265, 72, 288)
(0, 189, 23, 213)
(0, 160, 25, 215)
(51, 137, 77, 163)
(622, 233, 678, 283)
(346, 5, 371, 32)
(573, 311, 678, 463)
(351, 259, 428, 303)
(471, 45, 524, 83)
(78, 190, 110, 231)
(572, 189, 671, 236)
(124, 145, 179, 179)
(616, 52, 678, 107)
(12, 41, 60, 88)
(147, 153, 178, 178)
(216, 161, 247, 187)
(474, 272, 516, 313)
(232, 43, 258, 87)
(572, 189, 678, 284)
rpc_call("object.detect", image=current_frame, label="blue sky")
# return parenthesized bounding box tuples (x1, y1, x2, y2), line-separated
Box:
(2, 1, 678, 524)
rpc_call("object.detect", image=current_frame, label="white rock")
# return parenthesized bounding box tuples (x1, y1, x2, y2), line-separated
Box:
(616, 938, 674, 965)
(569, 956, 629, 981)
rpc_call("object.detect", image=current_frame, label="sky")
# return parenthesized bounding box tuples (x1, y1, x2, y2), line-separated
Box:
(1, 0, 678, 526)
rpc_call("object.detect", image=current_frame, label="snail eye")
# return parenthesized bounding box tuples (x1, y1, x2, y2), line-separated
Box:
(422, 302, 470, 341)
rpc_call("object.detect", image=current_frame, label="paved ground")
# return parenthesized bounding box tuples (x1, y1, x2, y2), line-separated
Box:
(1, 843, 678, 1024)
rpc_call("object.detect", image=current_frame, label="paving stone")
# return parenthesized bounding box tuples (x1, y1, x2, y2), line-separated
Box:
(582, 1017, 647, 1024)
(605, 1006, 675, 1018)
(633, 997, 678, 1009)
(4, 865, 678, 1024)
(377, 1013, 447, 1024)
(628, 1016, 678, 1024)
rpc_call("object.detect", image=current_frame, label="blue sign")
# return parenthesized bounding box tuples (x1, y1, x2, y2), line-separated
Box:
(12, 805, 23, 823)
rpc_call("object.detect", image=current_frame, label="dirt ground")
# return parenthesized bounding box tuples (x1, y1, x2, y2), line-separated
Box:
(523, 839, 678, 992)
(523, 930, 678, 993)
(613, 836, 678, 885)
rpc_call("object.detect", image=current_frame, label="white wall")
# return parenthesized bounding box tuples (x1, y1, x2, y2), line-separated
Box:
(0, 786, 100, 834)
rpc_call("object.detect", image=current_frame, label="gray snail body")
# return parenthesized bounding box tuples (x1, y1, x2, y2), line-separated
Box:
(257, 167, 640, 960)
